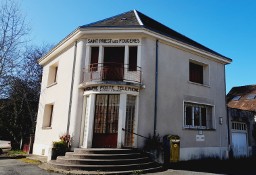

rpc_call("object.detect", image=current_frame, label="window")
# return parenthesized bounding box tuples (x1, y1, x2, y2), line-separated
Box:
(184, 102, 213, 129)
(232, 96, 241, 101)
(90, 47, 99, 71)
(128, 46, 137, 71)
(42, 104, 54, 128)
(47, 64, 58, 86)
(232, 122, 246, 131)
(189, 62, 203, 84)
(124, 95, 136, 147)
(246, 94, 256, 100)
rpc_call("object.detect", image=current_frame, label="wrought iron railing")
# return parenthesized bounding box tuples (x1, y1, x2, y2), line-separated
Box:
(82, 63, 142, 83)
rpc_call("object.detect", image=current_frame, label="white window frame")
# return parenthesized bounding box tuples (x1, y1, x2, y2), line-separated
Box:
(183, 101, 214, 129)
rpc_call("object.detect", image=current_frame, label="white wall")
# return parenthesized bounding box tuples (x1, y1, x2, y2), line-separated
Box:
(33, 44, 75, 157)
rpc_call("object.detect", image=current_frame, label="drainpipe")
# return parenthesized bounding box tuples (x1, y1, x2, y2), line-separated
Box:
(67, 41, 78, 134)
(225, 65, 231, 158)
(154, 39, 159, 137)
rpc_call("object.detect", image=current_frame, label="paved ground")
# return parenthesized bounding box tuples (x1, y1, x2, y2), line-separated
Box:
(1, 157, 256, 175)
(0, 159, 61, 175)
(0, 158, 220, 175)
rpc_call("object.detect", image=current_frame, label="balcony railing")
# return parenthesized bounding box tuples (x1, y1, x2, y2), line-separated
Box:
(82, 63, 141, 84)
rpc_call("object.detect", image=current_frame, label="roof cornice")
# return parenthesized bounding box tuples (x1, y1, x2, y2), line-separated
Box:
(39, 27, 231, 65)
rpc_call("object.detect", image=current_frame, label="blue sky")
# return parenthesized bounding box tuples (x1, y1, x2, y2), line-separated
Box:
(20, 0, 256, 93)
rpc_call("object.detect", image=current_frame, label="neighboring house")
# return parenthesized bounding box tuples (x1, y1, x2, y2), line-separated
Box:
(33, 10, 232, 162)
(227, 85, 256, 158)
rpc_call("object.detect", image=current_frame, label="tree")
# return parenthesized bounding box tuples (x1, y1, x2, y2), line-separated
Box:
(0, 45, 50, 148)
(0, 0, 29, 99)
(0, 0, 52, 149)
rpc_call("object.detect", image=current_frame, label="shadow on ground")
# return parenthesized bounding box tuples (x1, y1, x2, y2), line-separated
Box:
(167, 157, 256, 175)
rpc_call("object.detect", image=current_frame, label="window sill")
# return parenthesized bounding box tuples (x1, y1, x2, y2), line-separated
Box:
(188, 81, 210, 88)
(42, 127, 52, 130)
(183, 127, 215, 131)
(47, 82, 57, 88)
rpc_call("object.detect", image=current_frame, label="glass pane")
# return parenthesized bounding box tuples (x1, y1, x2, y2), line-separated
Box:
(194, 106, 200, 126)
(201, 107, 206, 127)
(90, 47, 99, 71)
(107, 95, 120, 133)
(94, 95, 108, 133)
(185, 106, 192, 126)
(129, 46, 137, 71)
(125, 95, 136, 147)
(189, 62, 203, 84)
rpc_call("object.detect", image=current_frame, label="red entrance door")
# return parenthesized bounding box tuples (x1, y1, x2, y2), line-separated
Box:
(92, 95, 120, 148)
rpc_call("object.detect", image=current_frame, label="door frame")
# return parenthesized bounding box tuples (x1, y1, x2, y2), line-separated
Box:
(81, 90, 139, 149)
(92, 94, 120, 148)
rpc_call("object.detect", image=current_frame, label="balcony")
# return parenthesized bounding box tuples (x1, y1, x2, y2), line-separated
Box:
(81, 63, 142, 85)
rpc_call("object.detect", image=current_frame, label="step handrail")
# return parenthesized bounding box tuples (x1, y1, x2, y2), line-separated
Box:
(122, 128, 150, 140)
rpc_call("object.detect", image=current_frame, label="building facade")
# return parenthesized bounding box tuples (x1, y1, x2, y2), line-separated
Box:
(227, 85, 256, 158)
(33, 10, 232, 161)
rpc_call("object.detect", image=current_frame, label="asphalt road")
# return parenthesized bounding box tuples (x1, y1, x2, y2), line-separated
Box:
(0, 159, 62, 175)
(1, 158, 256, 175)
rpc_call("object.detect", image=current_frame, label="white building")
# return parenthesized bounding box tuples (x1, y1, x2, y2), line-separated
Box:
(33, 10, 232, 161)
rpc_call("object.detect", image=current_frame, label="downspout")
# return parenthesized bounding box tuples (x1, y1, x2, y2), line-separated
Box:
(225, 65, 231, 158)
(67, 41, 78, 134)
(154, 39, 159, 137)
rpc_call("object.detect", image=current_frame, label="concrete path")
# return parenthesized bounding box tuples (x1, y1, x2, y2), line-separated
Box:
(0, 158, 223, 175)
(0, 159, 61, 175)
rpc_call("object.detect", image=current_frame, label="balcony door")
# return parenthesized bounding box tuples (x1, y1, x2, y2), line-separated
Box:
(92, 94, 120, 148)
(103, 47, 124, 81)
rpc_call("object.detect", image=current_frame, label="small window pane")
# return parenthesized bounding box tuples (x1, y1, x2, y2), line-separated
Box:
(129, 46, 137, 71)
(185, 106, 192, 126)
(194, 106, 200, 126)
(232, 96, 241, 101)
(201, 108, 206, 127)
(90, 47, 99, 71)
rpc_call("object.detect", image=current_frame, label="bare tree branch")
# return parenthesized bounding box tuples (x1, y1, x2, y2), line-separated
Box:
(0, 0, 29, 99)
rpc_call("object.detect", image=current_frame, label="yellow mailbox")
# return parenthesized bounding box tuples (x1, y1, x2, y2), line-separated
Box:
(168, 135, 180, 162)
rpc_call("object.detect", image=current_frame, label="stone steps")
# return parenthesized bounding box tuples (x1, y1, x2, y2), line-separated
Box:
(56, 156, 151, 165)
(49, 148, 163, 174)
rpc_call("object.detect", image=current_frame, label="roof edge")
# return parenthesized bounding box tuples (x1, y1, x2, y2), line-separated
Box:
(134, 9, 143, 25)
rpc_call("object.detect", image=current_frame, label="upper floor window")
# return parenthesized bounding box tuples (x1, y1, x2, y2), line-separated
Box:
(189, 62, 203, 84)
(90, 47, 99, 71)
(42, 104, 54, 128)
(184, 102, 213, 129)
(47, 63, 58, 86)
(129, 46, 137, 71)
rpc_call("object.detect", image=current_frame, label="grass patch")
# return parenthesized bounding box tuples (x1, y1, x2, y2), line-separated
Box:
(7, 150, 27, 155)
(20, 158, 42, 165)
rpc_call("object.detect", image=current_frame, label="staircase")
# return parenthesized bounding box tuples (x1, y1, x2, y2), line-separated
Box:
(49, 148, 163, 174)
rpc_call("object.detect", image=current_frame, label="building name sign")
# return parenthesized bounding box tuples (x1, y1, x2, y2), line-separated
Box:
(85, 85, 139, 92)
(87, 38, 140, 44)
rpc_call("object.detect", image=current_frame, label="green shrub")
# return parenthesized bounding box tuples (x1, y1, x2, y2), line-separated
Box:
(52, 140, 68, 160)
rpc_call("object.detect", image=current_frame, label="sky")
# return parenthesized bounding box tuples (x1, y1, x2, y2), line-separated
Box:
(19, 0, 256, 93)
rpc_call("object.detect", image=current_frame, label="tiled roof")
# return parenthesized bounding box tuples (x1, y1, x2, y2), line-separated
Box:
(227, 85, 256, 111)
(81, 10, 231, 61)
